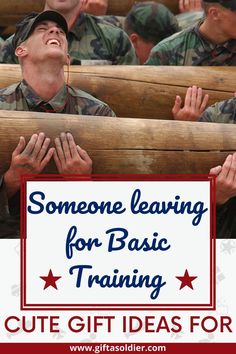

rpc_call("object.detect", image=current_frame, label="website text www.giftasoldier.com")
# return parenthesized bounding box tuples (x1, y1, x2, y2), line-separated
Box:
(69, 343, 166, 353)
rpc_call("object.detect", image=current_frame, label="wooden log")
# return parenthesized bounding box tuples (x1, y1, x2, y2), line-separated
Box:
(0, 0, 179, 30)
(107, 0, 179, 15)
(0, 65, 234, 120)
(0, 111, 235, 175)
(0, 1, 43, 14)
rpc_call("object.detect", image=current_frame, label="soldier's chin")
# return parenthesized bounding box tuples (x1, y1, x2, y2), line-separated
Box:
(46, 50, 65, 60)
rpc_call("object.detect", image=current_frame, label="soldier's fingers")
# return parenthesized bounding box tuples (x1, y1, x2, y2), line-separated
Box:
(40, 147, 55, 171)
(190, 85, 197, 108)
(61, 132, 72, 160)
(172, 96, 182, 118)
(220, 154, 233, 180)
(22, 134, 38, 156)
(53, 149, 62, 173)
(31, 132, 46, 158)
(37, 137, 51, 161)
(77, 145, 92, 164)
(209, 165, 222, 176)
(179, 0, 185, 12)
(55, 137, 65, 162)
(12, 136, 26, 157)
(229, 153, 236, 182)
(67, 132, 78, 157)
(200, 94, 209, 113)
(196, 87, 203, 109)
(184, 87, 192, 108)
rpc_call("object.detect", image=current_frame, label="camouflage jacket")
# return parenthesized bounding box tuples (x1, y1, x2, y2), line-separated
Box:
(0, 13, 138, 65)
(146, 21, 236, 66)
(199, 97, 236, 123)
(0, 80, 115, 238)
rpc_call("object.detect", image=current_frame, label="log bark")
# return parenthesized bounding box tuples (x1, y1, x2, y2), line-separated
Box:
(0, 65, 234, 120)
(0, 111, 235, 175)
(107, 0, 179, 15)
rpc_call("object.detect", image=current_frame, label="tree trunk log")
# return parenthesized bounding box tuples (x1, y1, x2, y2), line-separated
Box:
(0, 65, 234, 120)
(0, 111, 235, 175)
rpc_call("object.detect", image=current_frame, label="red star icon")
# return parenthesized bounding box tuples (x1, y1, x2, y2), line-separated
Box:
(40, 269, 61, 290)
(176, 269, 197, 290)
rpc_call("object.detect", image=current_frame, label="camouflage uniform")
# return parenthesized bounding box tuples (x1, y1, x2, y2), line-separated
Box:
(199, 97, 236, 123)
(146, 21, 236, 65)
(0, 80, 115, 115)
(99, 15, 124, 29)
(0, 80, 115, 238)
(176, 11, 204, 30)
(0, 12, 138, 65)
(199, 97, 236, 238)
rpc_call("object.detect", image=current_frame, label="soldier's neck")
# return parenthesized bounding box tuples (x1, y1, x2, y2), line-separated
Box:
(22, 66, 65, 102)
(199, 19, 231, 44)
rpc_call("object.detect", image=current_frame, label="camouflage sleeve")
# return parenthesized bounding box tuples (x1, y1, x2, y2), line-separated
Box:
(199, 98, 236, 124)
(112, 28, 139, 65)
(93, 104, 116, 117)
(0, 35, 18, 64)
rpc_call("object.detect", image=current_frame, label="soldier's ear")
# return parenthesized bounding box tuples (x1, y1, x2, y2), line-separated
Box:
(129, 33, 139, 49)
(15, 45, 28, 58)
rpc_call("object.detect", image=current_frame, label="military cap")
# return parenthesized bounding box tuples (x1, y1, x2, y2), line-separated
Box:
(203, 0, 236, 11)
(124, 1, 179, 44)
(12, 11, 68, 50)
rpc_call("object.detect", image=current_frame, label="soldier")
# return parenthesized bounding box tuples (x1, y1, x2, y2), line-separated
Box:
(146, 0, 236, 65)
(172, 87, 236, 238)
(0, 10, 116, 238)
(0, 0, 138, 65)
(123, 2, 179, 64)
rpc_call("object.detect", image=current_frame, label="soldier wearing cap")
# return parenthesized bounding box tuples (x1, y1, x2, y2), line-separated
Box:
(123, 1, 179, 64)
(0, 10, 116, 239)
(146, 0, 236, 65)
(0, 0, 138, 65)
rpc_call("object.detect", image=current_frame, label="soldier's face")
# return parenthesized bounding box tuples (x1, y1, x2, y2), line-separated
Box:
(24, 20, 68, 64)
(218, 7, 236, 39)
(45, 0, 80, 13)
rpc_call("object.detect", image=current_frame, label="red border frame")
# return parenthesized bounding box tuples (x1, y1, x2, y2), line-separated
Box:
(20, 174, 216, 311)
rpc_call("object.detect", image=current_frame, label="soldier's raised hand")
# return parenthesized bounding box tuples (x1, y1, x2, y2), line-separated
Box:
(172, 86, 209, 121)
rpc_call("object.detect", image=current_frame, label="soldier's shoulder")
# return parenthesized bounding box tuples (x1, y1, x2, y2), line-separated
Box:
(152, 25, 196, 51)
(0, 83, 20, 97)
(83, 13, 127, 37)
(68, 85, 109, 107)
